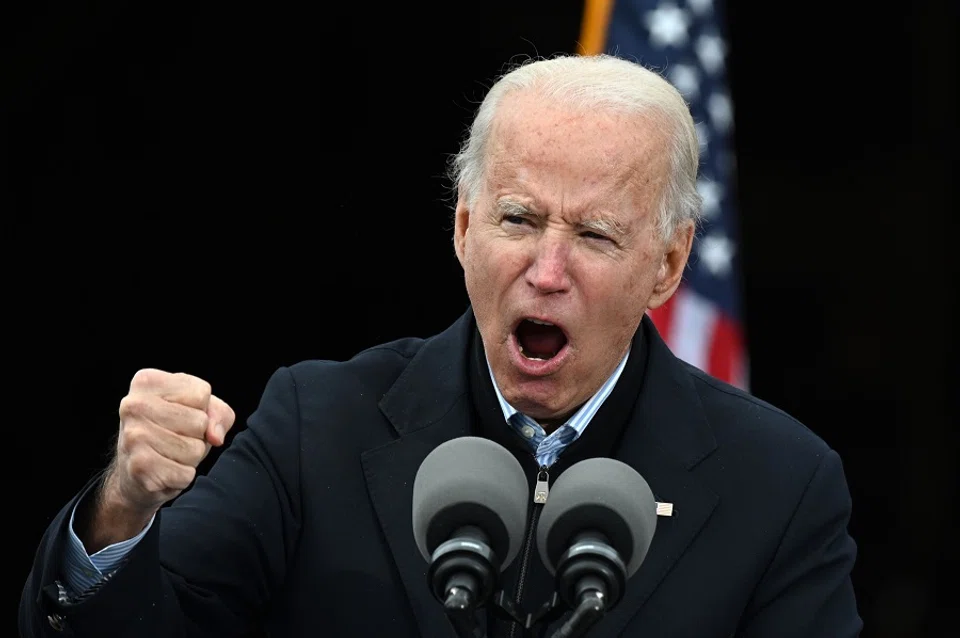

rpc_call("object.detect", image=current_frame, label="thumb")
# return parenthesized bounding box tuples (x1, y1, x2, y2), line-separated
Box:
(205, 394, 237, 446)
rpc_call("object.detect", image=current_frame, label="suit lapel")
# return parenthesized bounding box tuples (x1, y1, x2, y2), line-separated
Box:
(361, 310, 476, 638)
(600, 440, 719, 635)
(601, 318, 721, 636)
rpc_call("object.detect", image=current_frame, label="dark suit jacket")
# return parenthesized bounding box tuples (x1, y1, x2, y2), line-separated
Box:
(20, 309, 862, 637)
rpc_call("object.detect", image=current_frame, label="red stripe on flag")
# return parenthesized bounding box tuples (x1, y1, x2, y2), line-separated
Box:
(649, 286, 748, 389)
(647, 289, 679, 340)
(707, 311, 744, 387)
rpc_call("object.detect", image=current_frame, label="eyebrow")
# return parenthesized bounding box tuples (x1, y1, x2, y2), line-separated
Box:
(580, 216, 629, 240)
(496, 198, 532, 218)
(495, 197, 630, 241)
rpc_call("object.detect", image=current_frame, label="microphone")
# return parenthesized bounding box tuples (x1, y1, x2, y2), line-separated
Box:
(535, 458, 658, 638)
(412, 436, 530, 637)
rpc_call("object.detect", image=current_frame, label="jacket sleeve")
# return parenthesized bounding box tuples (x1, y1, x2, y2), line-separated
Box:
(19, 366, 303, 638)
(739, 448, 863, 637)
(61, 500, 156, 594)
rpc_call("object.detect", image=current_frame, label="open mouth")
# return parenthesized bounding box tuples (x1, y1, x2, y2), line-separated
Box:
(515, 318, 569, 361)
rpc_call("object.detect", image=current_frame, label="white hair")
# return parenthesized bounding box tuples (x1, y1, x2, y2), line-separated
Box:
(448, 54, 703, 241)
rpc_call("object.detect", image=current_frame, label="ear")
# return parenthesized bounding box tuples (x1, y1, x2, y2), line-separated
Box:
(453, 194, 470, 266)
(647, 220, 695, 310)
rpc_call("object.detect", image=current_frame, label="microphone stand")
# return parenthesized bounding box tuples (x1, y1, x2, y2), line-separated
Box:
(547, 589, 606, 638)
(545, 532, 627, 638)
(442, 584, 607, 638)
(442, 586, 487, 638)
(441, 588, 566, 638)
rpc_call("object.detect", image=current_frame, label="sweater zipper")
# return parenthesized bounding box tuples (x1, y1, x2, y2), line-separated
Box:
(508, 464, 550, 638)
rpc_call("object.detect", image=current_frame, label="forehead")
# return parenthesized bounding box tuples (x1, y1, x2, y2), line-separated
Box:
(484, 91, 671, 216)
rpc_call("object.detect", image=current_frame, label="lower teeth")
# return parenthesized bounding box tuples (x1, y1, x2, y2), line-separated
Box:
(519, 345, 550, 361)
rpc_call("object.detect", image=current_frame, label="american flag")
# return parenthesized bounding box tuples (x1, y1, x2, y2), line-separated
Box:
(580, 0, 748, 389)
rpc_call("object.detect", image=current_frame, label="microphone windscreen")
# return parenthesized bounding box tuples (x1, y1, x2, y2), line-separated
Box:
(536, 458, 657, 579)
(412, 436, 529, 570)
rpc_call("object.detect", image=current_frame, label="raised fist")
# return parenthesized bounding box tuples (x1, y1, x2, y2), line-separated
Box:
(108, 368, 236, 515)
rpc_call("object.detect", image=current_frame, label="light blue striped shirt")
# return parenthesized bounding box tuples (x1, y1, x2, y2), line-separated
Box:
(487, 346, 630, 468)
(61, 499, 155, 595)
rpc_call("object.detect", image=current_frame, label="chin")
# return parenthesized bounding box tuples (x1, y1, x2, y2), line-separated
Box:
(502, 375, 576, 420)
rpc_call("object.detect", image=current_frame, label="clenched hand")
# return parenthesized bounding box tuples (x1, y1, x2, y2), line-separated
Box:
(81, 368, 236, 551)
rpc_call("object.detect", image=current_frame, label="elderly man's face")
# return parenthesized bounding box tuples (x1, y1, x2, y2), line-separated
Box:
(454, 91, 694, 426)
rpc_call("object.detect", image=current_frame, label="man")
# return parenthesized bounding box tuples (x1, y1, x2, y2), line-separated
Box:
(20, 54, 862, 637)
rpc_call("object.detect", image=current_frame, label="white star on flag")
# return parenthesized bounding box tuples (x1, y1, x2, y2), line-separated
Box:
(697, 179, 723, 218)
(685, 0, 714, 16)
(695, 34, 726, 74)
(698, 233, 735, 276)
(644, 3, 691, 48)
(669, 64, 700, 98)
(708, 92, 733, 132)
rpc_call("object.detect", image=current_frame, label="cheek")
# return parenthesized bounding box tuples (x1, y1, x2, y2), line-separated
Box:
(579, 261, 656, 324)
(621, 268, 655, 298)
(469, 237, 526, 282)
(581, 258, 646, 294)
(464, 238, 504, 302)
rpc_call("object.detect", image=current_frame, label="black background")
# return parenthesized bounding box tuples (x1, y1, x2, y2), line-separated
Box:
(5, 1, 956, 635)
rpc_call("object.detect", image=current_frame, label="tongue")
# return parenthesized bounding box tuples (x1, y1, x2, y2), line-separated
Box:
(516, 320, 567, 359)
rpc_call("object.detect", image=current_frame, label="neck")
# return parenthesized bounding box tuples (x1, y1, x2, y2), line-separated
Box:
(536, 410, 579, 435)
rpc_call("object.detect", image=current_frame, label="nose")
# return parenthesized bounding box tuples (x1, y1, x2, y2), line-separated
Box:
(525, 236, 572, 294)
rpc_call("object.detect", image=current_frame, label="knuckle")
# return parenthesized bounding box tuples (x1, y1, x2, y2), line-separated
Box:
(118, 394, 148, 419)
(167, 432, 190, 460)
(173, 466, 197, 490)
(119, 422, 146, 452)
(141, 473, 166, 495)
(125, 448, 153, 481)
(191, 408, 210, 436)
(153, 401, 187, 432)
(119, 394, 144, 418)
(130, 368, 162, 390)
(174, 373, 212, 407)
(182, 373, 212, 397)
(159, 402, 198, 434)
(130, 456, 170, 495)
(187, 438, 208, 465)
(164, 429, 203, 465)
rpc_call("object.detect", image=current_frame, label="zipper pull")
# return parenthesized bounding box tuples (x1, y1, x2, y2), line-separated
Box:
(534, 465, 550, 504)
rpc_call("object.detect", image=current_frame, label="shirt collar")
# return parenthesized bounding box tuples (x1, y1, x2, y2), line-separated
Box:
(485, 346, 631, 438)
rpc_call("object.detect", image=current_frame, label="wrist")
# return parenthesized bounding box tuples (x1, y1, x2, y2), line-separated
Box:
(77, 472, 156, 553)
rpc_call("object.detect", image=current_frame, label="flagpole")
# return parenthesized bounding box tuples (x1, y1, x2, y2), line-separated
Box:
(577, 0, 615, 55)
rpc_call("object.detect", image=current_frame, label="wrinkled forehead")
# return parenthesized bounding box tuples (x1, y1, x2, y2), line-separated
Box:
(484, 91, 672, 210)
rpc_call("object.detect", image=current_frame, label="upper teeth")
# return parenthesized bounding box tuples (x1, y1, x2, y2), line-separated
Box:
(530, 319, 554, 326)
